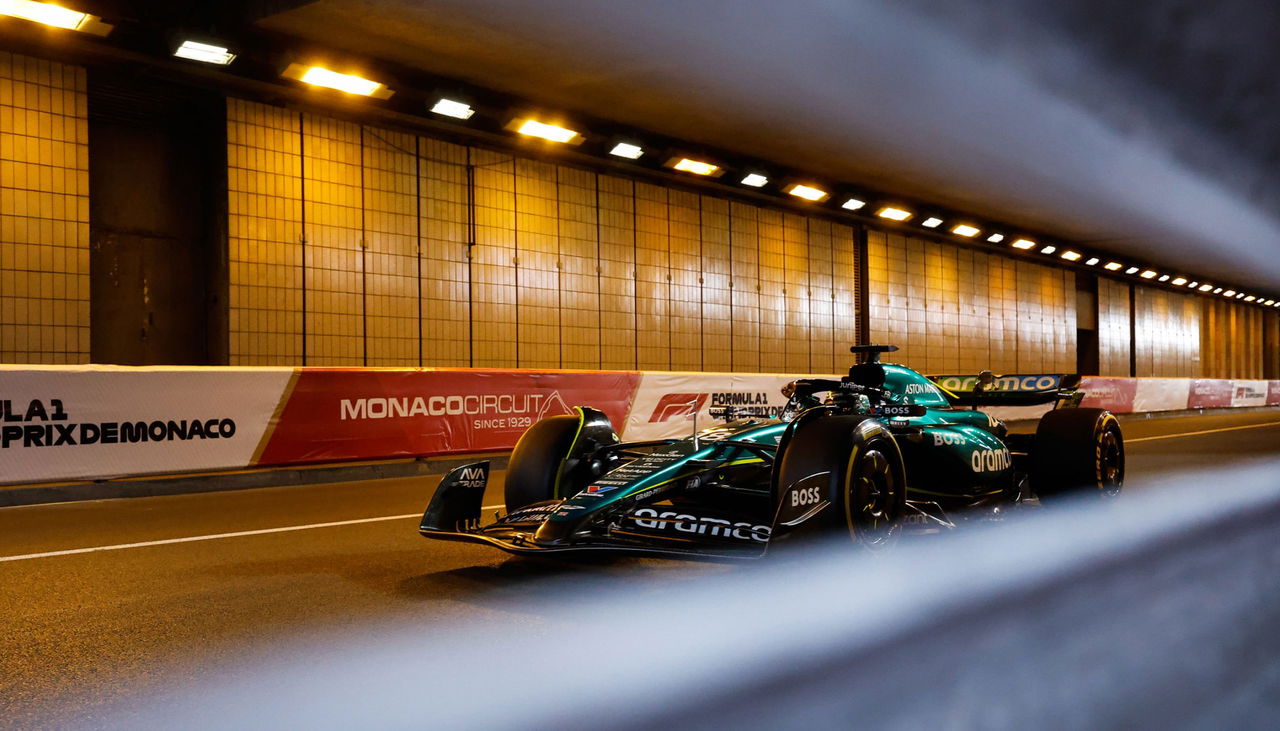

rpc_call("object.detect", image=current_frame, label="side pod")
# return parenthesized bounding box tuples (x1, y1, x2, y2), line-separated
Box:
(421, 461, 491, 533)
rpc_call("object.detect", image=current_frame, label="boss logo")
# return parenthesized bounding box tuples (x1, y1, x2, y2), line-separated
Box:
(932, 432, 964, 446)
(790, 485, 823, 507)
(970, 447, 1012, 473)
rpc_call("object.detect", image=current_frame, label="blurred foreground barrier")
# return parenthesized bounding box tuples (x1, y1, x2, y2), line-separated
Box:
(2, 364, 1277, 485)
(108, 459, 1280, 729)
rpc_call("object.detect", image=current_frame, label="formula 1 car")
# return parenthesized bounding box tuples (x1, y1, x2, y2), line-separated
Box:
(419, 345, 1124, 559)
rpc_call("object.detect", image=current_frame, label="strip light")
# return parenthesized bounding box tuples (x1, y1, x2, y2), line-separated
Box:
(952, 224, 980, 237)
(669, 157, 720, 176)
(174, 40, 235, 65)
(283, 64, 394, 99)
(431, 98, 475, 120)
(609, 142, 644, 159)
(515, 119, 581, 144)
(0, 0, 84, 29)
(877, 207, 912, 221)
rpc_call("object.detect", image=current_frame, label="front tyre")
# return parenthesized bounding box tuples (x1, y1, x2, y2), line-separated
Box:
(1031, 408, 1124, 501)
(504, 415, 579, 511)
(774, 415, 907, 551)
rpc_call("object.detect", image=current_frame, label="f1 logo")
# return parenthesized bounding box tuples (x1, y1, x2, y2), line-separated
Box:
(648, 393, 709, 422)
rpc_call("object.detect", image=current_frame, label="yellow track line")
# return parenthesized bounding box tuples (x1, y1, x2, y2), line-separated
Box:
(1127, 420, 1280, 443)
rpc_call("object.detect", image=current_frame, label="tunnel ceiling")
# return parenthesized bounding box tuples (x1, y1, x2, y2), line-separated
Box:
(247, 0, 1280, 294)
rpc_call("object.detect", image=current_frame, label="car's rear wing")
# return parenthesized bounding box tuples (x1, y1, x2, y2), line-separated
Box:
(928, 372, 1084, 408)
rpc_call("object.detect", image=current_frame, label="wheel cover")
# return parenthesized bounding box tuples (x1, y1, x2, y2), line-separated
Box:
(847, 448, 899, 547)
(1097, 427, 1124, 496)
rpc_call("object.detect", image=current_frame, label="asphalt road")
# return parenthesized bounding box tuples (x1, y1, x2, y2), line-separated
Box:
(2, 408, 1279, 728)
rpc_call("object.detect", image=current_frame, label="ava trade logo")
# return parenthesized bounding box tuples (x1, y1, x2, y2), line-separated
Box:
(648, 393, 708, 423)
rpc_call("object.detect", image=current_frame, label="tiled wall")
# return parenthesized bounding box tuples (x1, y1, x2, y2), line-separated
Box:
(1096, 277, 1131, 376)
(1202, 297, 1263, 379)
(867, 231, 1075, 374)
(0, 53, 88, 364)
(227, 99, 861, 371)
(1133, 285, 1201, 377)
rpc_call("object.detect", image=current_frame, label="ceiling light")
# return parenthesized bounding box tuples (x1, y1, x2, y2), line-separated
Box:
(841, 198, 866, 211)
(987, 233, 1005, 243)
(1061, 251, 1082, 262)
(609, 142, 644, 159)
(1140, 270, 1157, 279)
(430, 98, 475, 120)
(1011, 239, 1036, 250)
(1223, 289, 1236, 297)
(1199, 284, 1213, 292)
(1085, 257, 1100, 266)
(1235, 292, 1246, 299)
(668, 157, 720, 176)
(1125, 267, 1140, 275)
(514, 118, 582, 144)
(877, 207, 912, 221)
(1265, 300, 1276, 306)
(922, 217, 943, 228)
(1213, 287, 1223, 294)
(952, 224, 980, 237)
(741, 173, 768, 187)
(1104, 262, 1123, 271)
(0, 0, 107, 32)
(1158, 274, 1170, 282)
(283, 64, 394, 98)
(1171, 277, 1187, 286)
(1187, 281, 1198, 288)
(1244, 295, 1256, 302)
(1040, 245, 1057, 255)
(788, 184, 829, 202)
(173, 40, 235, 65)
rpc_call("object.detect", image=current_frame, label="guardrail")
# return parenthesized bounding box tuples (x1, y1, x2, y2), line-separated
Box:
(2, 364, 1277, 486)
(110, 459, 1280, 729)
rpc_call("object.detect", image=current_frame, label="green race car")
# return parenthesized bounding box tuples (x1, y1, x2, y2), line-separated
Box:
(420, 345, 1124, 558)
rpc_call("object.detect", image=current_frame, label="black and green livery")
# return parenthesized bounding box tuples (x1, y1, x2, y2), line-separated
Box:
(419, 345, 1124, 559)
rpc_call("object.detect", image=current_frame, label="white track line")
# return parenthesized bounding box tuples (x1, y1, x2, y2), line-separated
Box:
(1127, 420, 1280, 443)
(0, 513, 421, 564)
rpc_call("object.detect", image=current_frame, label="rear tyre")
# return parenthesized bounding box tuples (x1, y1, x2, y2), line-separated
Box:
(1031, 408, 1124, 501)
(775, 415, 907, 550)
(505, 415, 579, 511)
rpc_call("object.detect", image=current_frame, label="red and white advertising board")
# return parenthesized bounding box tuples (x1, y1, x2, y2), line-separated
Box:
(1078, 378, 1139, 412)
(1188, 379, 1234, 409)
(1133, 379, 1191, 413)
(622, 372, 799, 442)
(257, 369, 641, 466)
(1269, 381, 1280, 407)
(1230, 380, 1270, 408)
(0, 366, 292, 485)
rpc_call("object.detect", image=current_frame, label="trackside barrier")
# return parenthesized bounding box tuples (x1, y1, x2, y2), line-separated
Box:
(1, 365, 1278, 485)
(107, 459, 1280, 729)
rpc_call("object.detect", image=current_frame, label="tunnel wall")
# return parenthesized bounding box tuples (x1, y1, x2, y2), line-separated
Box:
(0, 52, 1274, 379)
(226, 99, 860, 374)
(866, 231, 1076, 374)
(0, 53, 89, 364)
